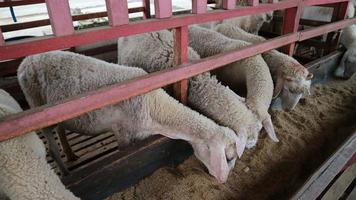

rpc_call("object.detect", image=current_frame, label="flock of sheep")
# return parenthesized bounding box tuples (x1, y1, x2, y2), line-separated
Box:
(1, 1, 356, 199)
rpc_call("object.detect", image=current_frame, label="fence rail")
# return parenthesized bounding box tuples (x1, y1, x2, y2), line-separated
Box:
(0, 0, 353, 142)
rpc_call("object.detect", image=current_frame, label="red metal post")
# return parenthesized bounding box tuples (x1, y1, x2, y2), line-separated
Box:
(173, 26, 188, 104)
(154, 0, 172, 18)
(0, 28, 4, 46)
(142, 0, 151, 19)
(192, 0, 207, 14)
(281, 0, 302, 56)
(222, 0, 236, 10)
(105, 0, 129, 26)
(45, 0, 74, 36)
(248, 0, 259, 6)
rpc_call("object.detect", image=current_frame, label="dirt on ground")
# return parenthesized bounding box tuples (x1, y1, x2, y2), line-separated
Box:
(107, 77, 356, 200)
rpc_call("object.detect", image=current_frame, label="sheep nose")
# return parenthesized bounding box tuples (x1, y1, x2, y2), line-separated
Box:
(267, 15, 273, 21)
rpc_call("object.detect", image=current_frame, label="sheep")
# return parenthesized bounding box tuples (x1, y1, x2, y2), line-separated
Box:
(117, 29, 278, 150)
(335, 24, 356, 79)
(213, 24, 313, 111)
(212, 0, 274, 34)
(0, 89, 79, 200)
(18, 50, 244, 183)
(187, 25, 277, 140)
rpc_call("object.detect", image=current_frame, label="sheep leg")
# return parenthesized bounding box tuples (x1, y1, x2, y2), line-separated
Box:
(57, 126, 78, 161)
(42, 126, 70, 175)
(112, 123, 131, 150)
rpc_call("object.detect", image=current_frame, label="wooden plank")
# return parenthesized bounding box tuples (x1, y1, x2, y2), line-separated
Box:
(347, 185, 356, 200)
(222, 0, 236, 9)
(282, 0, 302, 55)
(0, 0, 44, 7)
(173, 26, 188, 104)
(154, 0, 172, 18)
(105, 0, 129, 26)
(292, 134, 356, 200)
(192, 0, 207, 14)
(45, 0, 74, 36)
(322, 164, 356, 200)
(303, 0, 350, 7)
(248, 0, 259, 6)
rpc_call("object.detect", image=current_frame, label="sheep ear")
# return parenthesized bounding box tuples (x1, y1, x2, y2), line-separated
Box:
(273, 75, 284, 99)
(210, 143, 230, 183)
(235, 130, 247, 158)
(306, 73, 314, 80)
(263, 117, 279, 142)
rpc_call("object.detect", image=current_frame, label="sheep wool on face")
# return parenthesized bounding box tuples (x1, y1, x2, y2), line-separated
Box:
(18, 51, 242, 183)
(117, 28, 273, 150)
(0, 89, 80, 200)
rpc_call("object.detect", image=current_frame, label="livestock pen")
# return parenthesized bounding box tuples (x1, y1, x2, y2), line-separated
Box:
(0, 0, 355, 199)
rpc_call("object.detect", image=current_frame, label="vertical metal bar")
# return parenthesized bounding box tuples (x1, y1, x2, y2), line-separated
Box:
(247, 0, 259, 6)
(281, 0, 302, 56)
(192, 0, 207, 14)
(45, 0, 74, 36)
(0, 28, 4, 46)
(173, 26, 188, 105)
(142, 0, 151, 19)
(105, 0, 129, 26)
(222, 0, 236, 10)
(154, 0, 172, 18)
(324, 1, 349, 54)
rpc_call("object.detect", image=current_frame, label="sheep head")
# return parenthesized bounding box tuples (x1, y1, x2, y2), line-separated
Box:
(273, 62, 313, 111)
(191, 127, 245, 183)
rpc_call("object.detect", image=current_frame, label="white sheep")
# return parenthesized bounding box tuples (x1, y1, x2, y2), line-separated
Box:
(188, 25, 277, 141)
(214, 24, 313, 111)
(0, 89, 79, 200)
(335, 24, 356, 78)
(213, 0, 274, 34)
(18, 50, 244, 183)
(117, 29, 278, 150)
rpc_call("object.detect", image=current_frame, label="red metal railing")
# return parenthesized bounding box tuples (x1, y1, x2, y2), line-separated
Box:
(0, 0, 354, 142)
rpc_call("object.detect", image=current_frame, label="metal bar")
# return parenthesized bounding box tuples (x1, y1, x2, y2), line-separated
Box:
(222, 0, 236, 9)
(0, 28, 4, 46)
(303, 0, 349, 7)
(0, 0, 298, 61)
(173, 26, 188, 104)
(154, 0, 172, 18)
(299, 18, 356, 41)
(105, 0, 129, 26)
(45, 0, 74, 36)
(142, 0, 151, 19)
(248, 0, 259, 6)
(1, 7, 144, 33)
(192, 0, 207, 14)
(0, 0, 44, 7)
(0, 33, 298, 142)
(282, 0, 302, 55)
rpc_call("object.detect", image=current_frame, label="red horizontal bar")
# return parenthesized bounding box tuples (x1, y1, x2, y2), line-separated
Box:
(1, 7, 144, 33)
(0, 0, 44, 7)
(0, 33, 298, 142)
(299, 18, 356, 41)
(303, 0, 349, 6)
(0, 0, 298, 61)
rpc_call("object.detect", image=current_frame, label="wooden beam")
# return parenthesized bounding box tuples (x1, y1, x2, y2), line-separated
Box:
(303, 0, 350, 7)
(192, 0, 207, 14)
(105, 0, 129, 26)
(0, 0, 44, 7)
(282, 0, 302, 55)
(154, 0, 172, 18)
(45, 0, 74, 36)
(173, 26, 189, 105)
(222, 0, 236, 10)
